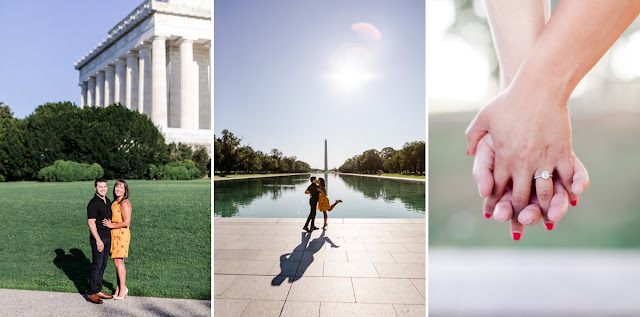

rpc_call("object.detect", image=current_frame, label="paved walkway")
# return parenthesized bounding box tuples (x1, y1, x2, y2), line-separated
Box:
(214, 218, 426, 317)
(430, 248, 640, 316)
(0, 288, 210, 317)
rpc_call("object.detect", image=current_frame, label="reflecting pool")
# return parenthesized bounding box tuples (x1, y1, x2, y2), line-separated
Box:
(214, 173, 425, 218)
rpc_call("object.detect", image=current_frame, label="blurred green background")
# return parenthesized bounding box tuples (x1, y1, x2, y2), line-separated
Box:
(428, 0, 640, 249)
(429, 112, 640, 248)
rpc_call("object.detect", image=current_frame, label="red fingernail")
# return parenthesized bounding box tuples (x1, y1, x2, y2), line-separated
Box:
(544, 222, 554, 231)
(570, 200, 577, 207)
(512, 232, 521, 241)
(484, 212, 491, 219)
(467, 149, 470, 156)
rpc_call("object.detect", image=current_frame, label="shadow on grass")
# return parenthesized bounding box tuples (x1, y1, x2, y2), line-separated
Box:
(53, 248, 114, 295)
(271, 229, 339, 286)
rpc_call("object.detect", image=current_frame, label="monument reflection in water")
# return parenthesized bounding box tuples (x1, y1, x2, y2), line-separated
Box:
(214, 174, 425, 218)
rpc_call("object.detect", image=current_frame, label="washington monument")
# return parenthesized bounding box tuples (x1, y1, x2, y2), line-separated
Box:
(324, 139, 328, 172)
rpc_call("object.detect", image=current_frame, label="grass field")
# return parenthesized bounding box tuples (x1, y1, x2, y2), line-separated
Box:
(430, 112, 640, 248)
(0, 179, 211, 299)
(379, 173, 425, 180)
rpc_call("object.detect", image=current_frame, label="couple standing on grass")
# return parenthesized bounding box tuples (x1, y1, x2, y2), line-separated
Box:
(303, 176, 342, 232)
(86, 178, 132, 304)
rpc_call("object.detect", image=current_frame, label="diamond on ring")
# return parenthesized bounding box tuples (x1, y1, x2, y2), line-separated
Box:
(534, 170, 552, 180)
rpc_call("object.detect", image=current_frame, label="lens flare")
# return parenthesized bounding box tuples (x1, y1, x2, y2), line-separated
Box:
(351, 22, 381, 40)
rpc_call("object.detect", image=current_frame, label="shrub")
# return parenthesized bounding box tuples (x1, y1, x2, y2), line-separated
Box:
(86, 163, 104, 180)
(37, 165, 56, 182)
(15, 102, 167, 180)
(192, 146, 210, 178)
(146, 164, 160, 180)
(159, 160, 201, 180)
(37, 160, 104, 182)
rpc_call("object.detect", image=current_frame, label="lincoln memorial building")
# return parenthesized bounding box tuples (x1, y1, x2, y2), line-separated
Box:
(75, 0, 211, 151)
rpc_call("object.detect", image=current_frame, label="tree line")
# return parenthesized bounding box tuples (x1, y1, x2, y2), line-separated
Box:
(338, 141, 425, 174)
(340, 174, 425, 211)
(0, 101, 210, 181)
(214, 129, 311, 174)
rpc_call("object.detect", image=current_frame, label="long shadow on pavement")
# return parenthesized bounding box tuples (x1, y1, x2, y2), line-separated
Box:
(53, 248, 114, 295)
(271, 229, 339, 285)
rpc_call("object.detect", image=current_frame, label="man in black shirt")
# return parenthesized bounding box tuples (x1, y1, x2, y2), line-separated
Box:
(86, 178, 113, 304)
(303, 177, 320, 232)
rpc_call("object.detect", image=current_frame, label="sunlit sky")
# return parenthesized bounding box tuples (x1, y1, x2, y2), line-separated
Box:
(214, 0, 425, 169)
(427, 0, 640, 114)
(426, 0, 493, 112)
(0, 1, 142, 119)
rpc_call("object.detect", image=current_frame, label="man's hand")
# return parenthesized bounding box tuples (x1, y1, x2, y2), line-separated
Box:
(96, 239, 104, 252)
(87, 219, 105, 251)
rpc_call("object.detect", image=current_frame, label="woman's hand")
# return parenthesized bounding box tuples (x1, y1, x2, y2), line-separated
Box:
(466, 83, 575, 217)
(490, 179, 567, 241)
(102, 219, 113, 228)
(472, 133, 590, 239)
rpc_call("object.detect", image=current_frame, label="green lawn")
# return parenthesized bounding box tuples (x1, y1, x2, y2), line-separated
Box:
(0, 179, 211, 299)
(429, 112, 640, 248)
(379, 173, 425, 180)
(337, 173, 425, 180)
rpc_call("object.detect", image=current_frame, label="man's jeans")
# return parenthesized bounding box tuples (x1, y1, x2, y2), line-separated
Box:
(88, 236, 111, 295)
(304, 198, 318, 229)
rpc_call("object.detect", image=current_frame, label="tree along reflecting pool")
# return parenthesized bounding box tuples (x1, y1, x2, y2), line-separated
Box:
(214, 174, 425, 218)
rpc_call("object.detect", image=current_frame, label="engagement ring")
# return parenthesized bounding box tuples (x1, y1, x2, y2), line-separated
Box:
(534, 170, 552, 180)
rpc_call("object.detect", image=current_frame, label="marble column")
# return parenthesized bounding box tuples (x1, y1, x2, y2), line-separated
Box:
(205, 41, 211, 93)
(105, 65, 115, 106)
(138, 43, 152, 115)
(87, 77, 96, 106)
(96, 71, 105, 107)
(80, 82, 88, 108)
(152, 36, 168, 130)
(114, 58, 126, 104)
(180, 38, 198, 129)
(204, 41, 211, 129)
(126, 51, 139, 110)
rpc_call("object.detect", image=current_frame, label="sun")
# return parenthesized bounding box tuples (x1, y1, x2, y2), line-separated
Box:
(328, 65, 370, 92)
(327, 45, 376, 93)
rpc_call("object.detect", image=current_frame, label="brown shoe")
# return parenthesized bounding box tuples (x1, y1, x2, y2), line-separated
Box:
(96, 291, 113, 299)
(87, 294, 103, 304)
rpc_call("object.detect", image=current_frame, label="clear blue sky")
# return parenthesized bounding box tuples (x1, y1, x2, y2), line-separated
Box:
(214, 0, 425, 170)
(0, 1, 143, 119)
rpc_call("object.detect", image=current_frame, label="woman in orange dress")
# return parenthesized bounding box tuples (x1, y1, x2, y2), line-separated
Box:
(316, 178, 342, 229)
(102, 179, 131, 300)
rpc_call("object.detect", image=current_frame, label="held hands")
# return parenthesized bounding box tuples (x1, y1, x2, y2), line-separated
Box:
(102, 219, 113, 229)
(471, 131, 589, 240)
(466, 85, 578, 215)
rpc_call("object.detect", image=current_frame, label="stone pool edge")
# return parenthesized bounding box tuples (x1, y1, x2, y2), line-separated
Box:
(214, 217, 425, 223)
(336, 172, 425, 182)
